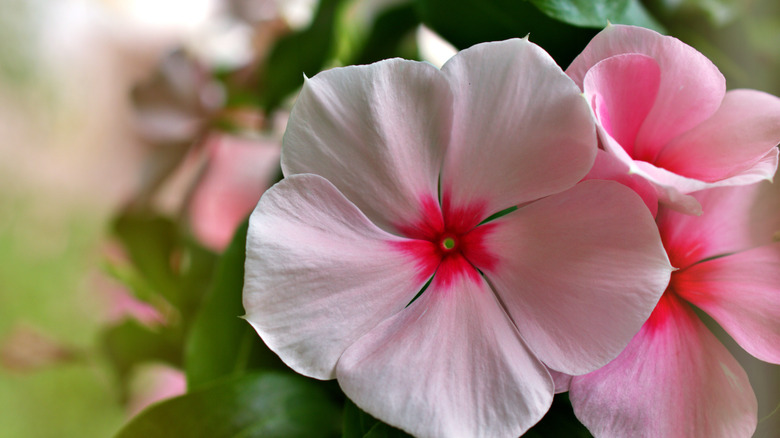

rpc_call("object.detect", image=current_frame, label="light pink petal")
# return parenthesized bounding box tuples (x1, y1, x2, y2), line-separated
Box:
(567, 25, 725, 161)
(657, 184, 772, 268)
(570, 293, 757, 438)
(548, 369, 573, 394)
(483, 180, 672, 374)
(243, 174, 432, 380)
(440, 38, 595, 214)
(595, 123, 704, 215)
(632, 156, 778, 216)
(583, 149, 658, 216)
(281, 60, 452, 233)
(673, 243, 780, 364)
(582, 53, 660, 158)
(656, 89, 780, 182)
(128, 364, 187, 417)
(189, 134, 281, 251)
(337, 275, 553, 438)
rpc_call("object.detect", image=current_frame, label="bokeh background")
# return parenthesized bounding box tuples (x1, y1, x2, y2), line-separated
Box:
(0, 0, 778, 437)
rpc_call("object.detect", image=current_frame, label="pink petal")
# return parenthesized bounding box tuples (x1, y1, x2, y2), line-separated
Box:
(127, 364, 187, 417)
(656, 184, 771, 268)
(569, 293, 757, 438)
(243, 174, 431, 379)
(655, 89, 780, 182)
(548, 369, 573, 394)
(567, 25, 725, 161)
(336, 275, 553, 438)
(582, 53, 661, 159)
(483, 180, 672, 375)
(281, 60, 452, 233)
(583, 149, 659, 217)
(673, 243, 780, 364)
(634, 147, 778, 207)
(188, 134, 281, 252)
(440, 38, 596, 214)
(593, 124, 705, 215)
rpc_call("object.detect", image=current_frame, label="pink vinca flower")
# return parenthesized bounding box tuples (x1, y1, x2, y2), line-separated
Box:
(567, 24, 780, 215)
(243, 39, 672, 437)
(566, 180, 780, 437)
(188, 133, 281, 251)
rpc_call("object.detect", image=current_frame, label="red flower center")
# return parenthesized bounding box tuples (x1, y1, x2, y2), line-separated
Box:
(390, 195, 499, 289)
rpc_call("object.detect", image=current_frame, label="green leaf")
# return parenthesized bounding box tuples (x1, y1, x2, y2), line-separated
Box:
(528, 0, 629, 27)
(414, 0, 598, 67)
(185, 220, 286, 390)
(349, 2, 420, 65)
(112, 212, 180, 302)
(110, 210, 218, 329)
(612, 0, 666, 32)
(342, 398, 411, 438)
(524, 393, 593, 437)
(116, 372, 342, 438)
(362, 422, 413, 438)
(100, 319, 182, 396)
(260, 0, 343, 111)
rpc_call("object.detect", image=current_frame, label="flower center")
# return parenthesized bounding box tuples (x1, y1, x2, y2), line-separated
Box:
(439, 235, 458, 252)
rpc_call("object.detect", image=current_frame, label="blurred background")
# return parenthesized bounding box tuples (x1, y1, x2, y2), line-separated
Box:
(0, 0, 777, 436)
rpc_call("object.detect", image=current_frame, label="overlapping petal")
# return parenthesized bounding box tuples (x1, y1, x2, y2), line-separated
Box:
(188, 134, 281, 251)
(337, 275, 553, 438)
(582, 53, 660, 158)
(440, 38, 596, 215)
(570, 293, 757, 438)
(482, 180, 672, 374)
(655, 89, 780, 182)
(656, 184, 770, 268)
(567, 24, 725, 160)
(281, 59, 452, 233)
(243, 174, 432, 379)
(673, 244, 780, 364)
(582, 150, 658, 216)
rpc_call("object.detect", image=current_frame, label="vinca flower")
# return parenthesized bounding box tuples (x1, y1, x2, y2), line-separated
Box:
(188, 134, 281, 251)
(567, 181, 780, 437)
(567, 24, 780, 215)
(243, 38, 672, 437)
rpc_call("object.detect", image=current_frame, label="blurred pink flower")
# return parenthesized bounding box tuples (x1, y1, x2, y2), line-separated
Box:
(568, 25, 780, 215)
(96, 242, 166, 327)
(127, 363, 187, 417)
(243, 39, 672, 437)
(187, 133, 280, 251)
(568, 181, 780, 437)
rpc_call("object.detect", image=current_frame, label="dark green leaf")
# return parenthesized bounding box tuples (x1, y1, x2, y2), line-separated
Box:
(100, 319, 182, 397)
(185, 220, 286, 390)
(612, 0, 666, 32)
(177, 238, 219, 328)
(363, 422, 413, 438)
(414, 0, 598, 67)
(525, 393, 593, 437)
(260, 0, 343, 111)
(350, 2, 420, 65)
(529, 0, 628, 27)
(342, 398, 411, 438)
(116, 372, 342, 438)
(112, 212, 180, 302)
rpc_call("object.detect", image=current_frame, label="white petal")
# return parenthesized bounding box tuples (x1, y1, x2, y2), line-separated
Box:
(281, 60, 452, 233)
(440, 38, 596, 215)
(243, 174, 432, 379)
(337, 275, 553, 438)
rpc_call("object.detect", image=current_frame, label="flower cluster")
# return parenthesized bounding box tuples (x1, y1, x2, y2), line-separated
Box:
(243, 25, 780, 437)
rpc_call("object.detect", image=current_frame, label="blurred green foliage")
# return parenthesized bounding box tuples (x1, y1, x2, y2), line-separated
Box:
(117, 372, 342, 438)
